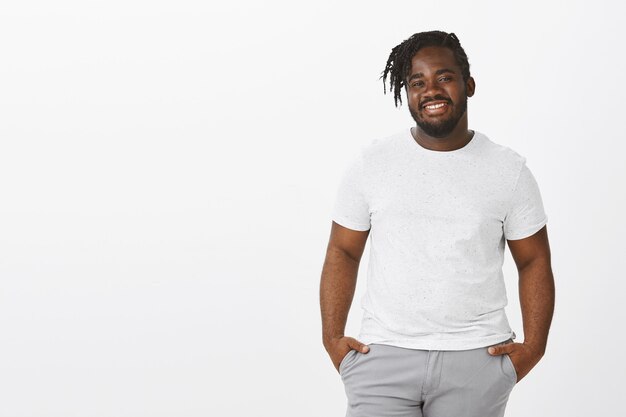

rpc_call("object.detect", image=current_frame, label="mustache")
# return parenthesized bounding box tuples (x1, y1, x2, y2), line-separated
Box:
(420, 96, 452, 108)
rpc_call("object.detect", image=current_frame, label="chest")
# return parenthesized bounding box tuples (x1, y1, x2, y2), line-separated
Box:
(367, 161, 510, 233)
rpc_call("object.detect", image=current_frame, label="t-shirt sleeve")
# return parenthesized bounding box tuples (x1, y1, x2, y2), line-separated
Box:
(503, 161, 548, 240)
(331, 150, 371, 231)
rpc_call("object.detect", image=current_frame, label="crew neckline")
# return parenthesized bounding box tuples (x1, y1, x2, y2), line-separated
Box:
(406, 128, 481, 155)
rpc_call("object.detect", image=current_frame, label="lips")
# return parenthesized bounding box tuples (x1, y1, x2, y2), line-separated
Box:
(421, 100, 450, 116)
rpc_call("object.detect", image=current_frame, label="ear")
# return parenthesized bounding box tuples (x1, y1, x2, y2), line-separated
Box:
(466, 76, 476, 97)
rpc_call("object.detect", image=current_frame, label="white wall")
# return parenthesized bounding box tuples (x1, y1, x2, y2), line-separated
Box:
(0, 1, 623, 416)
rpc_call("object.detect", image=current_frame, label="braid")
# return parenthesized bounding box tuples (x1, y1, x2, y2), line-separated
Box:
(381, 30, 471, 107)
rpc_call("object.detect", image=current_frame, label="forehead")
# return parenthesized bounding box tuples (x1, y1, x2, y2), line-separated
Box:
(409, 46, 459, 74)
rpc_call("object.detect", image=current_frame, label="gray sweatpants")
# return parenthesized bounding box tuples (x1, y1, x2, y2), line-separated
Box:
(339, 338, 517, 417)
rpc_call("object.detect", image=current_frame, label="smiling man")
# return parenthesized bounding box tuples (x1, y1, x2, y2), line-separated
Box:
(320, 31, 554, 417)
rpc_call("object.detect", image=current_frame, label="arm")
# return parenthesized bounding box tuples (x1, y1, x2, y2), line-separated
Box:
(320, 221, 370, 366)
(488, 225, 554, 382)
(507, 224, 555, 357)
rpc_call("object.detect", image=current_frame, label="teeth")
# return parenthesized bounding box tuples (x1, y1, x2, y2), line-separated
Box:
(425, 102, 446, 110)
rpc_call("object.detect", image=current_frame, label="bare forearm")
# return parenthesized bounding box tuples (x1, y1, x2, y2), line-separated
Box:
(518, 259, 555, 356)
(320, 248, 360, 349)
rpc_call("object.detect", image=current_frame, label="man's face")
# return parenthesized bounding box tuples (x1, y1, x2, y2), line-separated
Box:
(406, 46, 475, 138)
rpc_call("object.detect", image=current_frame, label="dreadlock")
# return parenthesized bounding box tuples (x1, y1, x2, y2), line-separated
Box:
(381, 31, 471, 107)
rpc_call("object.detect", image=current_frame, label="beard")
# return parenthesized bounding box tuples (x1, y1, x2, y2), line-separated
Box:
(409, 94, 468, 138)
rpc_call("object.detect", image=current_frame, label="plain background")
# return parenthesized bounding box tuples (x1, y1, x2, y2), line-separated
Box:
(0, 1, 624, 416)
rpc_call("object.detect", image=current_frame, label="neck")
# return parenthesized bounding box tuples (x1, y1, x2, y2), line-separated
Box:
(412, 116, 473, 152)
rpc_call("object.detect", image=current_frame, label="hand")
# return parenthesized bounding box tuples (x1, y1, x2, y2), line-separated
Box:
(487, 341, 544, 383)
(325, 336, 370, 373)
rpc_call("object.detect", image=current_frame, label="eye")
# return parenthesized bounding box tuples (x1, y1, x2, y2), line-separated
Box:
(411, 81, 424, 88)
(439, 76, 452, 82)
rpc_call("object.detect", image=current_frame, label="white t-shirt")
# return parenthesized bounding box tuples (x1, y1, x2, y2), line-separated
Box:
(331, 128, 548, 350)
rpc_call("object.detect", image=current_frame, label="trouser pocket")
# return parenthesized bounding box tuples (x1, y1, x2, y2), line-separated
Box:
(339, 349, 357, 375)
(503, 352, 518, 384)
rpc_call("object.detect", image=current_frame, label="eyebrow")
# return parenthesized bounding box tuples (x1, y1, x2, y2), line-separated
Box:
(407, 68, 456, 82)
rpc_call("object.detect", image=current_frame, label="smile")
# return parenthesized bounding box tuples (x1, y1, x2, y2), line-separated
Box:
(421, 101, 450, 115)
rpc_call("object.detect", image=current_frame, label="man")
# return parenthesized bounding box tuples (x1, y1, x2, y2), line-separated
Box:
(319, 30, 554, 417)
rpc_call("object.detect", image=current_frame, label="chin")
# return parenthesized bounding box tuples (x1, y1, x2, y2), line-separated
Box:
(415, 118, 459, 138)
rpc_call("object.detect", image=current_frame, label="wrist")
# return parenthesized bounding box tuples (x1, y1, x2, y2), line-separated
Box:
(323, 334, 344, 348)
(523, 340, 546, 357)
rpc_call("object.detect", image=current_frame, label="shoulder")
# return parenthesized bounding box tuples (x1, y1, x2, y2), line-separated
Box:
(358, 129, 408, 165)
(475, 131, 527, 175)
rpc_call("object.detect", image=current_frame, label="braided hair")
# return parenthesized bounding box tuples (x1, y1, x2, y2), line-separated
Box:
(381, 31, 471, 107)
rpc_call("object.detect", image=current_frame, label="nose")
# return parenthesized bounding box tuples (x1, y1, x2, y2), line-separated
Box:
(423, 79, 445, 98)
